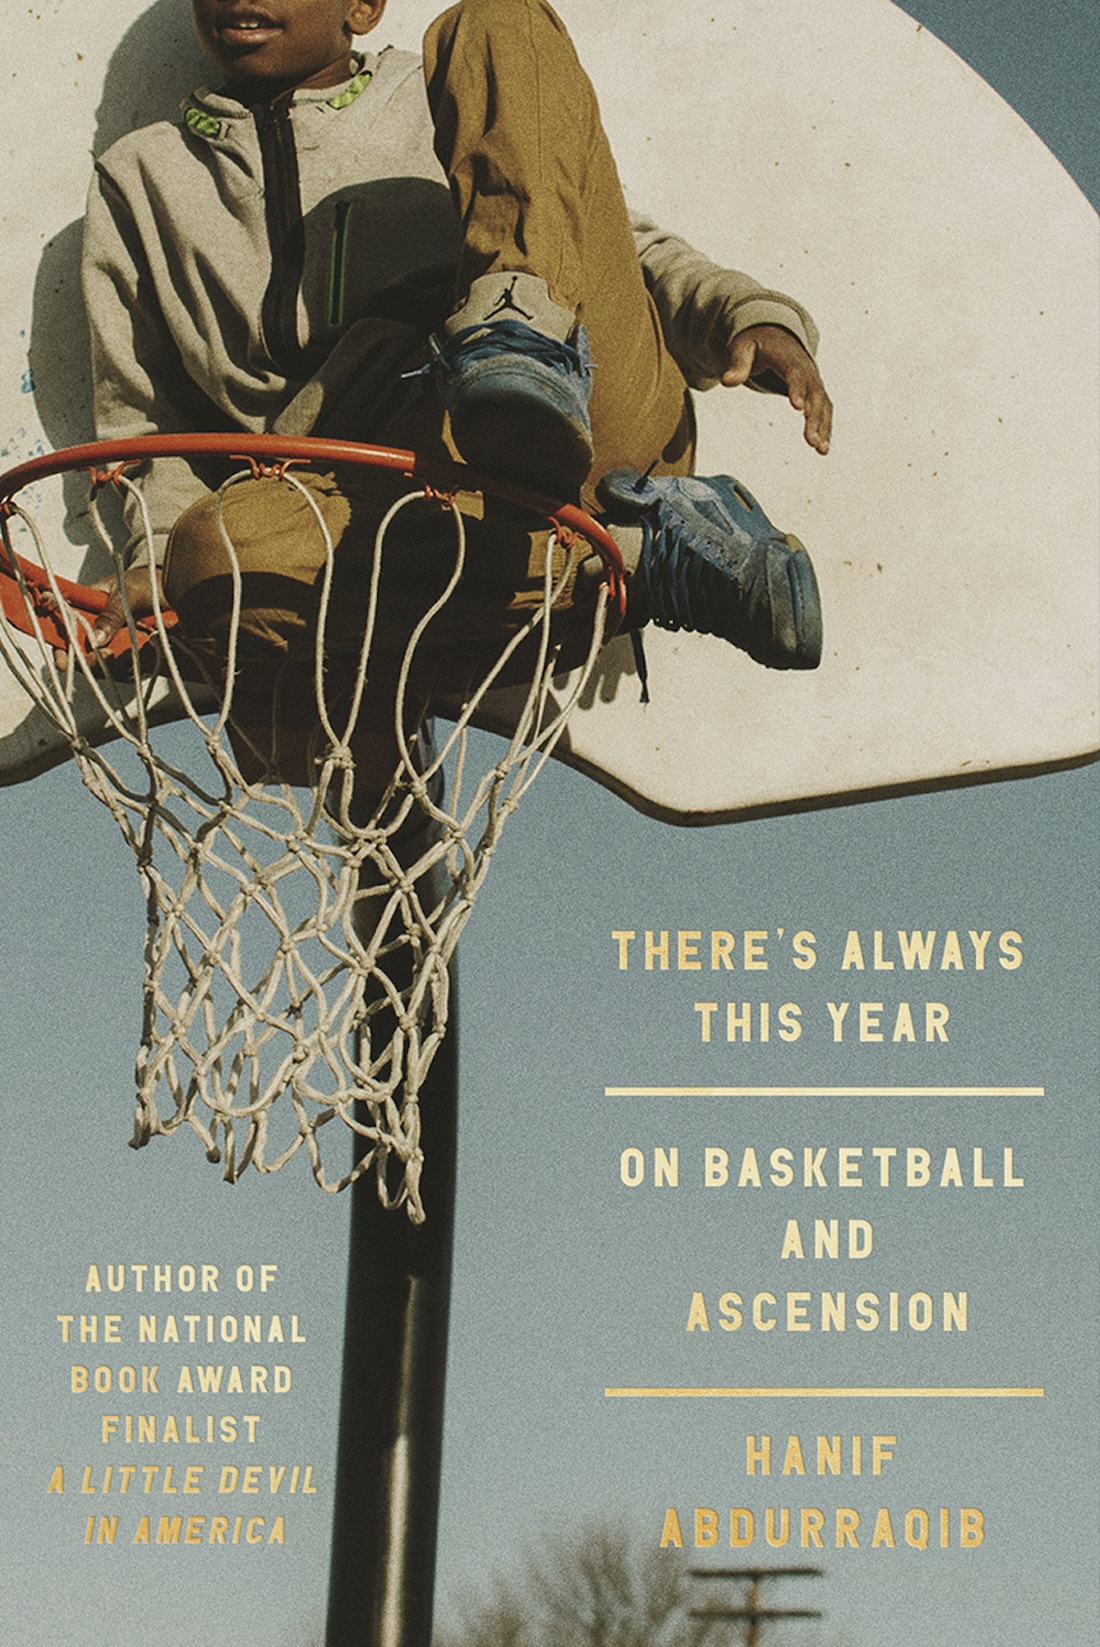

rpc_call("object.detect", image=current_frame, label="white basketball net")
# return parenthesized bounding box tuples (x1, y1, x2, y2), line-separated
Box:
(0, 453, 616, 1220)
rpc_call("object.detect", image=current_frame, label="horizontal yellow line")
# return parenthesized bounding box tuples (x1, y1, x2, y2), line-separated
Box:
(605, 1387, 1045, 1399)
(604, 1087, 1045, 1098)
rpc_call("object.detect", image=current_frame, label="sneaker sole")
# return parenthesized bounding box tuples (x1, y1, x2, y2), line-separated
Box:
(774, 534, 822, 670)
(447, 362, 594, 499)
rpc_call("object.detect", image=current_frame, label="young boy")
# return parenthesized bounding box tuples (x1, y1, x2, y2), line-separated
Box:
(84, 0, 832, 679)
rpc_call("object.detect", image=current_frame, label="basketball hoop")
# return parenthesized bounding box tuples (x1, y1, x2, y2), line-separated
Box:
(0, 435, 625, 1219)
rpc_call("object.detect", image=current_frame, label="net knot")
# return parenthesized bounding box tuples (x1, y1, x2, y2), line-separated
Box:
(90, 460, 138, 494)
(421, 484, 458, 510)
(232, 454, 309, 483)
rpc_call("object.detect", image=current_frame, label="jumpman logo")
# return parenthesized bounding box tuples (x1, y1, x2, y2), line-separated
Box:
(484, 275, 535, 321)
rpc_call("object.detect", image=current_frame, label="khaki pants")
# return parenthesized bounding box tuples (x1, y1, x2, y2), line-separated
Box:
(164, 0, 693, 775)
(425, 0, 694, 491)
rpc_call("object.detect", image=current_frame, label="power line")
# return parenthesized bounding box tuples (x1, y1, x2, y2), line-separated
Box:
(689, 1566, 824, 1647)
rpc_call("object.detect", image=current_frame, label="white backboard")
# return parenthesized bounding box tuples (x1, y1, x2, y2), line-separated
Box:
(2, 0, 1097, 819)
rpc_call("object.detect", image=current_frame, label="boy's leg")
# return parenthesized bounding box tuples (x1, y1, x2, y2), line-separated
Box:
(168, 0, 818, 693)
(424, 0, 695, 505)
(422, 0, 822, 669)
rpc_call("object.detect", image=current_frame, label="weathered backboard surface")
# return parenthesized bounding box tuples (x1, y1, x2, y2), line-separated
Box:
(2, 0, 1097, 821)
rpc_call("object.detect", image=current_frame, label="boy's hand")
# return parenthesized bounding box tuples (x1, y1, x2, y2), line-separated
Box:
(52, 564, 163, 670)
(722, 324, 833, 455)
(89, 565, 163, 650)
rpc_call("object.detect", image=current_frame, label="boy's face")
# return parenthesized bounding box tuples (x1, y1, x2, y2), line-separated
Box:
(191, 0, 386, 100)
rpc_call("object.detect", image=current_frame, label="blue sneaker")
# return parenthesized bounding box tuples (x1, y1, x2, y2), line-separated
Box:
(595, 469, 823, 670)
(434, 318, 594, 497)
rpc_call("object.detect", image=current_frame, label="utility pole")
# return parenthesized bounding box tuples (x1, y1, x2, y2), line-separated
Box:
(690, 1566, 824, 1647)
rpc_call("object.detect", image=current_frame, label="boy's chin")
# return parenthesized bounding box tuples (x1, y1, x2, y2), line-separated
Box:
(215, 52, 354, 101)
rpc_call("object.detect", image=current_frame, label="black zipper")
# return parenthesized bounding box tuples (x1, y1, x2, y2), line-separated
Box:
(328, 198, 353, 330)
(256, 99, 325, 379)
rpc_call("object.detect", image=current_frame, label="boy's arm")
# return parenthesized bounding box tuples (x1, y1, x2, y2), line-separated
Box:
(630, 212, 831, 453)
(83, 166, 227, 568)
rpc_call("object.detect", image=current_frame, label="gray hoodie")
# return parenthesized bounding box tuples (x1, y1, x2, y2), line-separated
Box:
(83, 46, 818, 561)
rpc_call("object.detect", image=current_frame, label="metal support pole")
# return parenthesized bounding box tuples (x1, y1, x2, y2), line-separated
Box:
(325, 973, 458, 1647)
(326, 780, 459, 1647)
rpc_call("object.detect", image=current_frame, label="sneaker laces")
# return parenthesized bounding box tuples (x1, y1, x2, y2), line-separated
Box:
(635, 504, 761, 636)
(438, 318, 592, 379)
